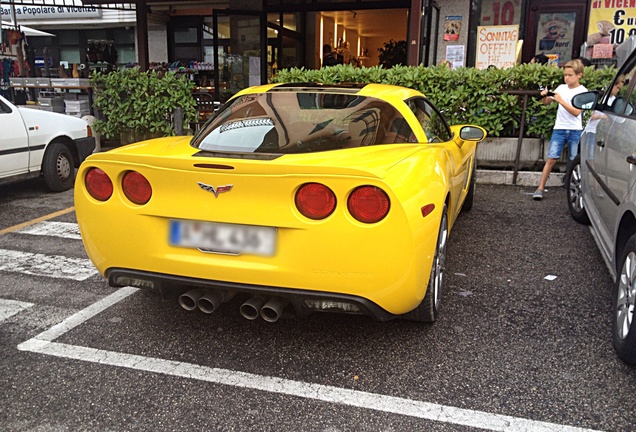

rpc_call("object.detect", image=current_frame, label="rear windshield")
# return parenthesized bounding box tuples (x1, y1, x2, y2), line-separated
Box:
(191, 92, 417, 154)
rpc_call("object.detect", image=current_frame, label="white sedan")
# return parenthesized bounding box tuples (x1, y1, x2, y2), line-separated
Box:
(0, 94, 95, 191)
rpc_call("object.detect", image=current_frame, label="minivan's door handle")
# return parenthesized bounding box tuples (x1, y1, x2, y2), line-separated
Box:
(597, 140, 605, 148)
(627, 156, 636, 165)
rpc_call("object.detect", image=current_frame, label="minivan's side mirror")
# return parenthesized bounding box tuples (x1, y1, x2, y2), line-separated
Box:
(572, 91, 600, 110)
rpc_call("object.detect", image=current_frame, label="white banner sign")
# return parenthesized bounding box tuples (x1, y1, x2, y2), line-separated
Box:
(476, 25, 519, 69)
(1, 5, 101, 19)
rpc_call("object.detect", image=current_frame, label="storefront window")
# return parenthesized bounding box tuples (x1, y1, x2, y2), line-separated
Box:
(175, 28, 198, 44)
(117, 46, 136, 65)
(60, 47, 81, 65)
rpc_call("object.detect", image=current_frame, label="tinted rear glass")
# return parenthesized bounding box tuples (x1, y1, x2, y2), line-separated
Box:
(192, 92, 417, 154)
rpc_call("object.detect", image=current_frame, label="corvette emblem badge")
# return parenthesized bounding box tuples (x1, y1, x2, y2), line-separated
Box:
(198, 182, 233, 198)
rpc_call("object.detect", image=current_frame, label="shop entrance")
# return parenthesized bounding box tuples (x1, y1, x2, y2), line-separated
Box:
(522, 0, 588, 65)
(212, 10, 267, 103)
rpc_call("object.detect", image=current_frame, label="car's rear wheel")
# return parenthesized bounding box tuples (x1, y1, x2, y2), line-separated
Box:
(613, 234, 636, 365)
(566, 154, 590, 225)
(404, 204, 448, 322)
(43, 142, 75, 192)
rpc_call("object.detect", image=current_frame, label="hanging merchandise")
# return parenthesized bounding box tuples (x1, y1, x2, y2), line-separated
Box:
(105, 42, 117, 64)
(86, 41, 97, 63)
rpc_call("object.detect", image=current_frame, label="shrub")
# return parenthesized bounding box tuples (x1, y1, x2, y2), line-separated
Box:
(90, 67, 197, 140)
(271, 63, 617, 138)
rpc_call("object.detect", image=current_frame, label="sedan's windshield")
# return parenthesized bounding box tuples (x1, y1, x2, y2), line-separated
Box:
(192, 91, 417, 154)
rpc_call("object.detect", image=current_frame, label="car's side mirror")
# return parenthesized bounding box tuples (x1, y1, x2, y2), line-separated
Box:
(572, 91, 600, 110)
(460, 126, 485, 141)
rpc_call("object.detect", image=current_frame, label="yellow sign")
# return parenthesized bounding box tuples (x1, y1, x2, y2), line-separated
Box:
(587, 0, 636, 58)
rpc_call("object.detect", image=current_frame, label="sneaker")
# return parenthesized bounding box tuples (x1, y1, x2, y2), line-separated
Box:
(532, 189, 544, 200)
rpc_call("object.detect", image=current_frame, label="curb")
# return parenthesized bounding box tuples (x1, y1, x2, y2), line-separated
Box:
(476, 169, 564, 187)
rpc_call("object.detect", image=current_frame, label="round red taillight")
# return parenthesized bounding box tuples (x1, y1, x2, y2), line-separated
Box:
(85, 168, 113, 201)
(295, 183, 336, 220)
(348, 186, 390, 223)
(122, 171, 152, 205)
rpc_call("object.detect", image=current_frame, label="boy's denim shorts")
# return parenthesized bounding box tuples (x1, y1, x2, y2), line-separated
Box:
(548, 129, 583, 160)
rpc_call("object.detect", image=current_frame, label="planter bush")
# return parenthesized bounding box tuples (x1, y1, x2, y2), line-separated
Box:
(271, 63, 617, 138)
(90, 67, 198, 141)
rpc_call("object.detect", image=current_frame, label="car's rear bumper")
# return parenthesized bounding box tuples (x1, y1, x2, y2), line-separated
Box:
(74, 136, 96, 163)
(106, 267, 397, 321)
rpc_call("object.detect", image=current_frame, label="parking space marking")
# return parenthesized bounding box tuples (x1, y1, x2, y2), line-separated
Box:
(0, 249, 97, 281)
(16, 287, 602, 432)
(0, 207, 75, 235)
(0, 298, 33, 322)
(16, 221, 81, 240)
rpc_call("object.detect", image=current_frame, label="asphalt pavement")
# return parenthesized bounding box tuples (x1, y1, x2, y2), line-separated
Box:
(0, 177, 634, 431)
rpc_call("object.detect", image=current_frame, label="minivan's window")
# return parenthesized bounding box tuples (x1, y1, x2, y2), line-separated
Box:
(192, 92, 417, 154)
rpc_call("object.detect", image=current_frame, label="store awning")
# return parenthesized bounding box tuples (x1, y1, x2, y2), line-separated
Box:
(1, 21, 56, 36)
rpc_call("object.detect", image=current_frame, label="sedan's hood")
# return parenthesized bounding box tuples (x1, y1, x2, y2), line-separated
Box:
(89, 137, 429, 179)
(18, 106, 89, 136)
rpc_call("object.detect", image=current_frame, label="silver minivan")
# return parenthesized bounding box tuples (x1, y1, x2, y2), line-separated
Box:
(568, 51, 636, 365)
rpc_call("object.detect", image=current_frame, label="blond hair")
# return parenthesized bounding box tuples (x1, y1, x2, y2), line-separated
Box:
(564, 59, 585, 75)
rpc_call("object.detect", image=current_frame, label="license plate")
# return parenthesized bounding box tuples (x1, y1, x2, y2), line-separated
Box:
(169, 220, 276, 256)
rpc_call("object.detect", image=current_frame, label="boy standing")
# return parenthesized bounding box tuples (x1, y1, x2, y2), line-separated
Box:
(533, 59, 587, 200)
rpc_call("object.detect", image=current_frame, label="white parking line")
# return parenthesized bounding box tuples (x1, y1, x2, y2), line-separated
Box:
(17, 221, 82, 240)
(0, 249, 97, 281)
(0, 298, 33, 322)
(16, 287, 603, 432)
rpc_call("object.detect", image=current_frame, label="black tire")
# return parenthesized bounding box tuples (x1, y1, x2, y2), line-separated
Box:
(612, 234, 636, 365)
(462, 161, 476, 212)
(565, 154, 590, 225)
(404, 204, 448, 322)
(42, 142, 75, 192)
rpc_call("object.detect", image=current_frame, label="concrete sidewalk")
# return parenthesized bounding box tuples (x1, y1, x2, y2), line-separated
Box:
(476, 169, 564, 187)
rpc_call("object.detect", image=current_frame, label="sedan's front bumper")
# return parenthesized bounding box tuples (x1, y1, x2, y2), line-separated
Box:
(74, 136, 96, 164)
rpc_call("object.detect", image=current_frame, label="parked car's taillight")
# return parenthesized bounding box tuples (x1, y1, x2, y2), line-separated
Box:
(85, 168, 113, 201)
(348, 186, 390, 223)
(295, 183, 336, 220)
(122, 171, 152, 205)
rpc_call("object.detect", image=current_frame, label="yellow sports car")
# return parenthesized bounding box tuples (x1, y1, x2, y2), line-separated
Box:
(75, 83, 485, 323)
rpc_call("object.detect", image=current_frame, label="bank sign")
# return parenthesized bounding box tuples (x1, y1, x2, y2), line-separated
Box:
(1, 5, 101, 19)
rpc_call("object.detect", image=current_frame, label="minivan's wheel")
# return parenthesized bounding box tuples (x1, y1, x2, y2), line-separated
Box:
(42, 142, 75, 192)
(404, 204, 448, 322)
(565, 154, 590, 225)
(613, 234, 636, 365)
(462, 161, 476, 212)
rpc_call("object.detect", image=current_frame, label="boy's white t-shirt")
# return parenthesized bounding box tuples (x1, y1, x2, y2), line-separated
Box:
(553, 83, 588, 130)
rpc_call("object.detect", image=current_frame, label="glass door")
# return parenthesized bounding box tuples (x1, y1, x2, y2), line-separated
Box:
(422, 0, 440, 66)
(213, 10, 267, 103)
(267, 12, 304, 80)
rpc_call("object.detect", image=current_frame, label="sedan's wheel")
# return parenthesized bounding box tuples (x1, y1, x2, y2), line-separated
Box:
(565, 154, 590, 225)
(404, 204, 448, 322)
(613, 234, 636, 365)
(43, 142, 75, 192)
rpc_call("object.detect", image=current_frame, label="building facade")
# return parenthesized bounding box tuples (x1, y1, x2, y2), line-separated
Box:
(1, 0, 626, 101)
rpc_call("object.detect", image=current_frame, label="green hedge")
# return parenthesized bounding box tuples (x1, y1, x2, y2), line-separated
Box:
(91, 68, 198, 140)
(271, 64, 617, 138)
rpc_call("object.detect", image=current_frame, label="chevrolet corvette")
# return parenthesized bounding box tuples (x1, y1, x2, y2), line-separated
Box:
(75, 83, 485, 323)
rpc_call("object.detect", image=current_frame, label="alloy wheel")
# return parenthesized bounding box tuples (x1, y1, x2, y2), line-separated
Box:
(617, 251, 636, 340)
(568, 163, 584, 214)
